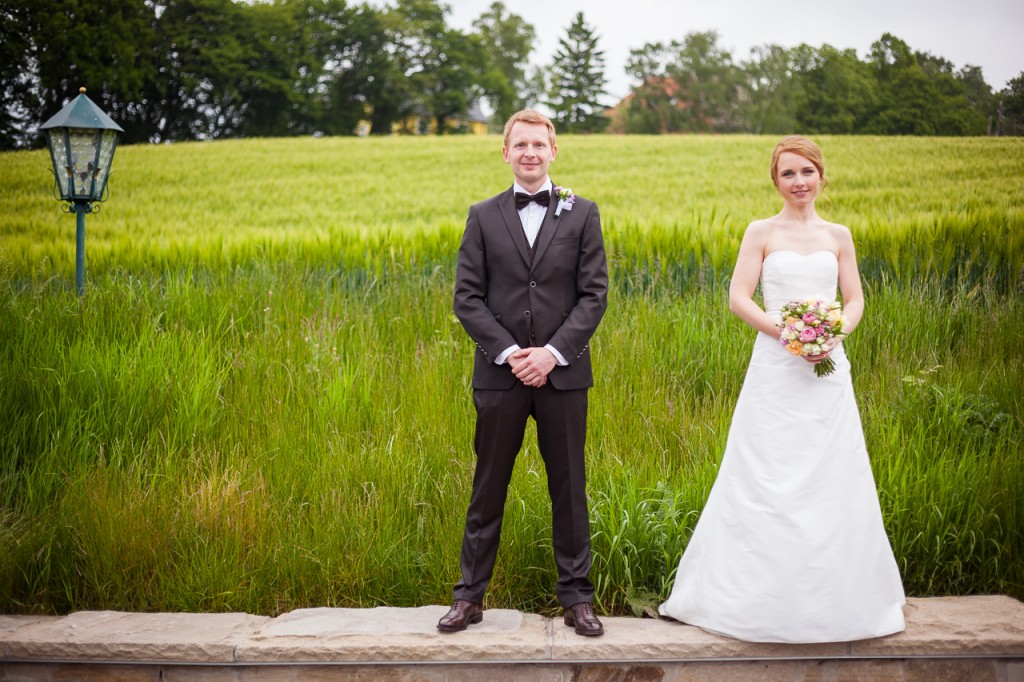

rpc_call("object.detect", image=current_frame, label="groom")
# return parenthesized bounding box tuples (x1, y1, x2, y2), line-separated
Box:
(438, 110, 608, 637)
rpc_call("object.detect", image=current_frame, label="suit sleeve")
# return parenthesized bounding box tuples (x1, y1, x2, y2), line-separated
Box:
(547, 201, 608, 362)
(453, 204, 517, 363)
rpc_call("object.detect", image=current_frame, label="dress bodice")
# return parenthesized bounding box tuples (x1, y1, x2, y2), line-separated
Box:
(761, 250, 839, 316)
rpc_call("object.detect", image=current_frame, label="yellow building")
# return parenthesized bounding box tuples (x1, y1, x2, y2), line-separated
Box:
(355, 101, 488, 136)
(390, 100, 489, 135)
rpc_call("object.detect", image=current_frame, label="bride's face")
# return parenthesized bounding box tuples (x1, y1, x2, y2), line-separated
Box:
(775, 151, 821, 206)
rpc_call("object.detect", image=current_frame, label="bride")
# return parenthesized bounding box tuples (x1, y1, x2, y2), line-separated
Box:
(658, 136, 906, 643)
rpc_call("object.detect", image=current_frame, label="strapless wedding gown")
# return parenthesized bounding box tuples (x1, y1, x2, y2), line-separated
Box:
(658, 250, 906, 643)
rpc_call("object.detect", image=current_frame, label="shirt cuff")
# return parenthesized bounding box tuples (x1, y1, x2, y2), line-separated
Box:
(545, 344, 568, 366)
(495, 345, 520, 365)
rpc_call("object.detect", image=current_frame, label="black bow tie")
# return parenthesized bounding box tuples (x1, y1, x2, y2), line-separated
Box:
(515, 190, 550, 210)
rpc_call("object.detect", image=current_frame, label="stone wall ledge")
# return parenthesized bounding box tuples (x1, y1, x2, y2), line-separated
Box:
(1, 595, 1021, 666)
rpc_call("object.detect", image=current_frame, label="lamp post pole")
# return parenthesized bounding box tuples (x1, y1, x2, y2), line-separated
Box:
(73, 202, 88, 295)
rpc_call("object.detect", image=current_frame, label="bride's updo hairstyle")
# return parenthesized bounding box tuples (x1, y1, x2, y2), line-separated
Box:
(770, 135, 829, 192)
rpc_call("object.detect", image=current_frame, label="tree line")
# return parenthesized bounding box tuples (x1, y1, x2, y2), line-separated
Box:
(617, 31, 1023, 136)
(2, 0, 1021, 150)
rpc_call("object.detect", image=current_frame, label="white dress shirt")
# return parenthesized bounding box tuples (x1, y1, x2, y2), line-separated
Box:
(515, 179, 550, 247)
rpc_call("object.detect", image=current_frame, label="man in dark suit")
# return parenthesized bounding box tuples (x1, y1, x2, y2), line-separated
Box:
(438, 110, 608, 637)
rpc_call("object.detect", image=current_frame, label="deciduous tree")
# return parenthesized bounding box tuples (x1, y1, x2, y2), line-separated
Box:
(791, 44, 879, 134)
(388, 0, 485, 134)
(9, 0, 157, 146)
(865, 33, 985, 135)
(620, 32, 744, 134)
(997, 71, 1024, 136)
(663, 31, 744, 132)
(472, 2, 536, 128)
(0, 1, 40, 149)
(957, 65, 996, 134)
(743, 44, 801, 135)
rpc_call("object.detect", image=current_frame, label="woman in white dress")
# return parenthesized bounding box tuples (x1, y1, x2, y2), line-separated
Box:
(658, 136, 906, 643)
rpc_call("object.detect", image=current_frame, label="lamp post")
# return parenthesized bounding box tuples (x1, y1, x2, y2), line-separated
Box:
(40, 87, 123, 296)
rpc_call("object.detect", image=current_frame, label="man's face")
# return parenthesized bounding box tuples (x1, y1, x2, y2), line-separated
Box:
(502, 121, 557, 192)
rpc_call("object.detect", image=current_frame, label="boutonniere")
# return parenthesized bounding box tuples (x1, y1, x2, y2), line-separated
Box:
(553, 186, 575, 217)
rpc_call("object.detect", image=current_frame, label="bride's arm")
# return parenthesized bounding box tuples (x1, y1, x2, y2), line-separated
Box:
(835, 226, 865, 336)
(729, 222, 780, 338)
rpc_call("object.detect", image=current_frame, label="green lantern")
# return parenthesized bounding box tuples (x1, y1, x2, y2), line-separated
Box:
(40, 87, 124, 294)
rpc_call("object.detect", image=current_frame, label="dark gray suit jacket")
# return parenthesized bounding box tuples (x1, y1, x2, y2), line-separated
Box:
(453, 186, 608, 390)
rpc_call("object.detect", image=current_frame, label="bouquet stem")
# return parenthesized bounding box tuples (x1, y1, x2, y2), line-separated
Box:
(814, 358, 837, 377)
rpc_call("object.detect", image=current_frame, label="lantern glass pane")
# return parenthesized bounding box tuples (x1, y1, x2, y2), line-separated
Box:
(46, 129, 72, 199)
(67, 128, 100, 199)
(94, 129, 118, 196)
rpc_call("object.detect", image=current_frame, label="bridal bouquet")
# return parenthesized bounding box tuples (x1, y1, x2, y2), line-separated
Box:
(778, 298, 847, 377)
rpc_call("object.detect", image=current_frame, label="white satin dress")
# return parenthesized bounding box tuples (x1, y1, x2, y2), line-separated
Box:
(658, 250, 906, 643)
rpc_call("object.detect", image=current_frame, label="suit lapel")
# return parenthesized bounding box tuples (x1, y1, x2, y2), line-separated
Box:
(497, 188, 532, 268)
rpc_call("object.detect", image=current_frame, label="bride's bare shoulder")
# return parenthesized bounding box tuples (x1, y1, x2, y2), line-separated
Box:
(824, 221, 855, 244)
(743, 218, 777, 238)
(738, 219, 775, 254)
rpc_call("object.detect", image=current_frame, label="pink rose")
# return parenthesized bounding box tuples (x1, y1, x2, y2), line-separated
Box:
(802, 312, 818, 324)
(799, 327, 817, 342)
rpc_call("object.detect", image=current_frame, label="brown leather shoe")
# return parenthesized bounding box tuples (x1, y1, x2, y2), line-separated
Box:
(564, 601, 604, 636)
(437, 599, 483, 632)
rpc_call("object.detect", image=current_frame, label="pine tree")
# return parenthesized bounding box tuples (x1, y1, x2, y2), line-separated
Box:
(547, 12, 608, 133)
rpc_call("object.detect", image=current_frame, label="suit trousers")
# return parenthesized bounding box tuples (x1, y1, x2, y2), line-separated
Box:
(454, 380, 594, 608)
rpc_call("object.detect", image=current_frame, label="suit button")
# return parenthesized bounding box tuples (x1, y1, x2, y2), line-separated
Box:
(524, 310, 531, 317)
(529, 281, 537, 288)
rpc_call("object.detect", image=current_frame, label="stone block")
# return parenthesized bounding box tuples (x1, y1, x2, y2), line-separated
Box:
(0, 662, 162, 681)
(904, 657, 998, 682)
(0, 616, 61, 642)
(662, 660, 807, 681)
(5, 611, 270, 663)
(0, 662, 52, 682)
(551, 616, 848, 661)
(850, 596, 1024, 657)
(569, 663, 669, 681)
(235, 606, 550, 662)
(160, 665, 248, 682)
(801, 659, 904, 681)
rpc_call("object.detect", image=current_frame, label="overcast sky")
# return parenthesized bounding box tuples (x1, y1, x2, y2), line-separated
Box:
(439, 0, 1024, 104)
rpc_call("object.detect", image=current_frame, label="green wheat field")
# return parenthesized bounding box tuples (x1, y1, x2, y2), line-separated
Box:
(1, 135, 1022, 616)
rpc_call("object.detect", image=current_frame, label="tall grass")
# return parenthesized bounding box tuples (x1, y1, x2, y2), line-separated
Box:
(0, 135, 1021, 615)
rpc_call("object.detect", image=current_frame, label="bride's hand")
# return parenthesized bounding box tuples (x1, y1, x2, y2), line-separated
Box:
(803, 337, 843, 364)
